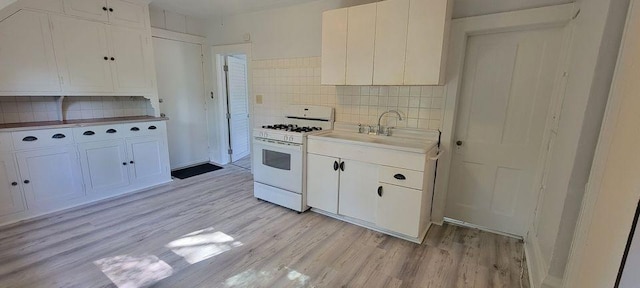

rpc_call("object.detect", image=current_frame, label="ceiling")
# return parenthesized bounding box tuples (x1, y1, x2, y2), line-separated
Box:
(149, 0, 574, 19)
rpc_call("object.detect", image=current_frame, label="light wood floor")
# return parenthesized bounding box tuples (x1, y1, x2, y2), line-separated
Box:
(232, 155, 251, 170)
(0, 165, 529, 288)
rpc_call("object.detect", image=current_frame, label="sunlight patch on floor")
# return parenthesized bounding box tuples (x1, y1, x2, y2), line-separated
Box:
(166, 227, 243, 264)
(224, 266, 310, 287)
(93, 254, 173, 288)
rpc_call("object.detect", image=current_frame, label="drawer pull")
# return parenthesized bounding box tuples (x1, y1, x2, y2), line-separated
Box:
(333, 161, 339, 171)
(52, 133, 66, 139)
(106, 129, 117, 134)
(377, 186, 383, 197)
(130, 127, 140, 131)
(339, 161, 345, 171)
(148, 125, 157, 130)
(83, 131, 95, 136)
(22, 136, 37, 142)
(393, 174, 406, 180)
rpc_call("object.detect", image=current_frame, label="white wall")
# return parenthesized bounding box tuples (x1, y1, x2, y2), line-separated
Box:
(620, 205, 640, 288)
(149, 4, 206, 36)
(527, 0, 630, 285)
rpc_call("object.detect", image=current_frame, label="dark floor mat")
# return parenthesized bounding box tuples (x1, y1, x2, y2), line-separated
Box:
(171, 163, 223, 179)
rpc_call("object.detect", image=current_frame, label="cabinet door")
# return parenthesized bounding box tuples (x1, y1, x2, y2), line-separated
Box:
(51, 16, 114, 93)
(376, 183, 421, 237)
(0, 154, 25, 217)
(338, 159, 378, 223)
(404, 0, 451, 85)
(109, 25, 153, 93)
(0, 10, 61, 94)
(345, 3, 376, 85)
(78, 140, 129, 194)
(107, 0, 146, 29)
(320, 8, 348, 85)
(126, 136, 168, 185)
(62, 0, 109, 22)
(373, 0, 410, 85)
(17, 147, 84, 210)
(306, 153, 340, 214)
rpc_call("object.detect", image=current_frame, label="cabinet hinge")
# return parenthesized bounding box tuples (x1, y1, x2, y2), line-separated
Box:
(223, 65, 229, 72)
(226, 113, 231, 120)
(228, 148, 233, 155)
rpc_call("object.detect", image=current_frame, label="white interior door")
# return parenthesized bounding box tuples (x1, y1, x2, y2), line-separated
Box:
(153, 37, 209, 169)
(225, 55, 250, 162)
(445, 27, 565, 236)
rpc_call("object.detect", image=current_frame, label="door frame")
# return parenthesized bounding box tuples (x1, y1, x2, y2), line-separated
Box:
(211, 43, 253, 167)
(434, 3, 575, 226)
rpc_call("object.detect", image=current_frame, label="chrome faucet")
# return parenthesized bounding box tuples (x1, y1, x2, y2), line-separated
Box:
(377, 110, 403, 135)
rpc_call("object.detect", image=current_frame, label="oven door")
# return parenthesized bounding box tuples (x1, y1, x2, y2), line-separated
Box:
(252, 138, 303, 193)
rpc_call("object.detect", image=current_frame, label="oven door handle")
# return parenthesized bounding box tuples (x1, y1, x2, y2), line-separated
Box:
(253, 138, 303, 151)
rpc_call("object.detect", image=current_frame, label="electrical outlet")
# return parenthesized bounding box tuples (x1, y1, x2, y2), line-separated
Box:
(256, 95, 263, 104)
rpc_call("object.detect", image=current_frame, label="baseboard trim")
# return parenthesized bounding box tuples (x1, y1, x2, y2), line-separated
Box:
(443, 217, 524, 239)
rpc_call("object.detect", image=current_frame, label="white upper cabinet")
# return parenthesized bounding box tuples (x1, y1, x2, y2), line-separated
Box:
(51, 15, 114, 93)
(62, 0, 109, 22)
(62, 0, 146, 28)
(107, 0, 147, 29)
(109, 25, 153, 93)
(0, 10, 61, 94)
(320, 8, 348, 85)
(322, 0, 451, 85)
(373, 0, 410, 85)
(404, 0, 452, 85)
(345, 3, 376, 85)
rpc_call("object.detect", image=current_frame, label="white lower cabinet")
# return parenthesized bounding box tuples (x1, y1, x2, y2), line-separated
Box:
(0, 153, 25, 217)
(306, 138, 436, 242)
(78, 139, 130, 194)
(17, 146, 85, 210)
(338, 159, 378, 223)
(126, 136, 169, 185)
(0, 120, 171, 225)
(307, 153, 340, 214)
(376, 183, 422, 237)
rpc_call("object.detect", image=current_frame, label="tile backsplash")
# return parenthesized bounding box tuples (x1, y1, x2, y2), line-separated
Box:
(0, 96, 153, 124)
(252, 57, 444, 130)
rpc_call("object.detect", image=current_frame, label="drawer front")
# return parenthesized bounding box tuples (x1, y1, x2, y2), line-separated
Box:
(0, 133, 13, 151)
(74, 124, 125, 143)
(12, 128, 74, 150)
(378, 166, 423, 190)
(122, 122, 163, 137)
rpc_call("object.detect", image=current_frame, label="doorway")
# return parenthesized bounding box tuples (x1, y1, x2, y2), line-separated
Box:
(223, 55, 251, 166)
(445, 26, 568, 236)
(211, 44, 253, 169)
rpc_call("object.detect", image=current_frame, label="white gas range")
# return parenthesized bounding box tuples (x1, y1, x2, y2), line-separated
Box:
(252, 105, 334, 212)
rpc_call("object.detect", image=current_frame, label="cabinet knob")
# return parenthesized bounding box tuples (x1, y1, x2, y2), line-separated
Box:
(102, 6, 107, 11)
(130, 161, 134, 164)
(24, 180, 30, 184)
(122, 162, 127, 166)
(109, 7, 114, 12)
(110, 57, 115, 61)
(104, 56, 108, 61)
(339, 161, 345, 171)
(333, 161, 339, 171)
(11, 182, 17, 186)
(377, 186, 383, 197)
(456, 140, 463, 146)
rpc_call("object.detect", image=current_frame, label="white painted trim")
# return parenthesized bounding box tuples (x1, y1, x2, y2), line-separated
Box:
(526, 233, 550, 288)
(443, 217, 523, 240)
(210, 43, 254, 169)
(563, 0, 638, 287)
(433, 3, 575, 226)
(151, 27, 205, 44)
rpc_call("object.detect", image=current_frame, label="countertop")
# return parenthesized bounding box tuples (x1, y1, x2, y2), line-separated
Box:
(0, 116, 169, 132)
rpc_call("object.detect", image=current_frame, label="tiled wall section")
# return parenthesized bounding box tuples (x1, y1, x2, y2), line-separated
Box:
(252, 57, 444, 130)
(0, 96, 153, 123)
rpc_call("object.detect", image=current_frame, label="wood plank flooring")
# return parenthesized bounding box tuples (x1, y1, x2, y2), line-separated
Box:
(0, 165, 529, 288)
(232, 156, 251, 170)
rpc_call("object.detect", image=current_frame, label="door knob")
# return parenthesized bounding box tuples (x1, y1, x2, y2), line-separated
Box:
(456, 140, 463, 146)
